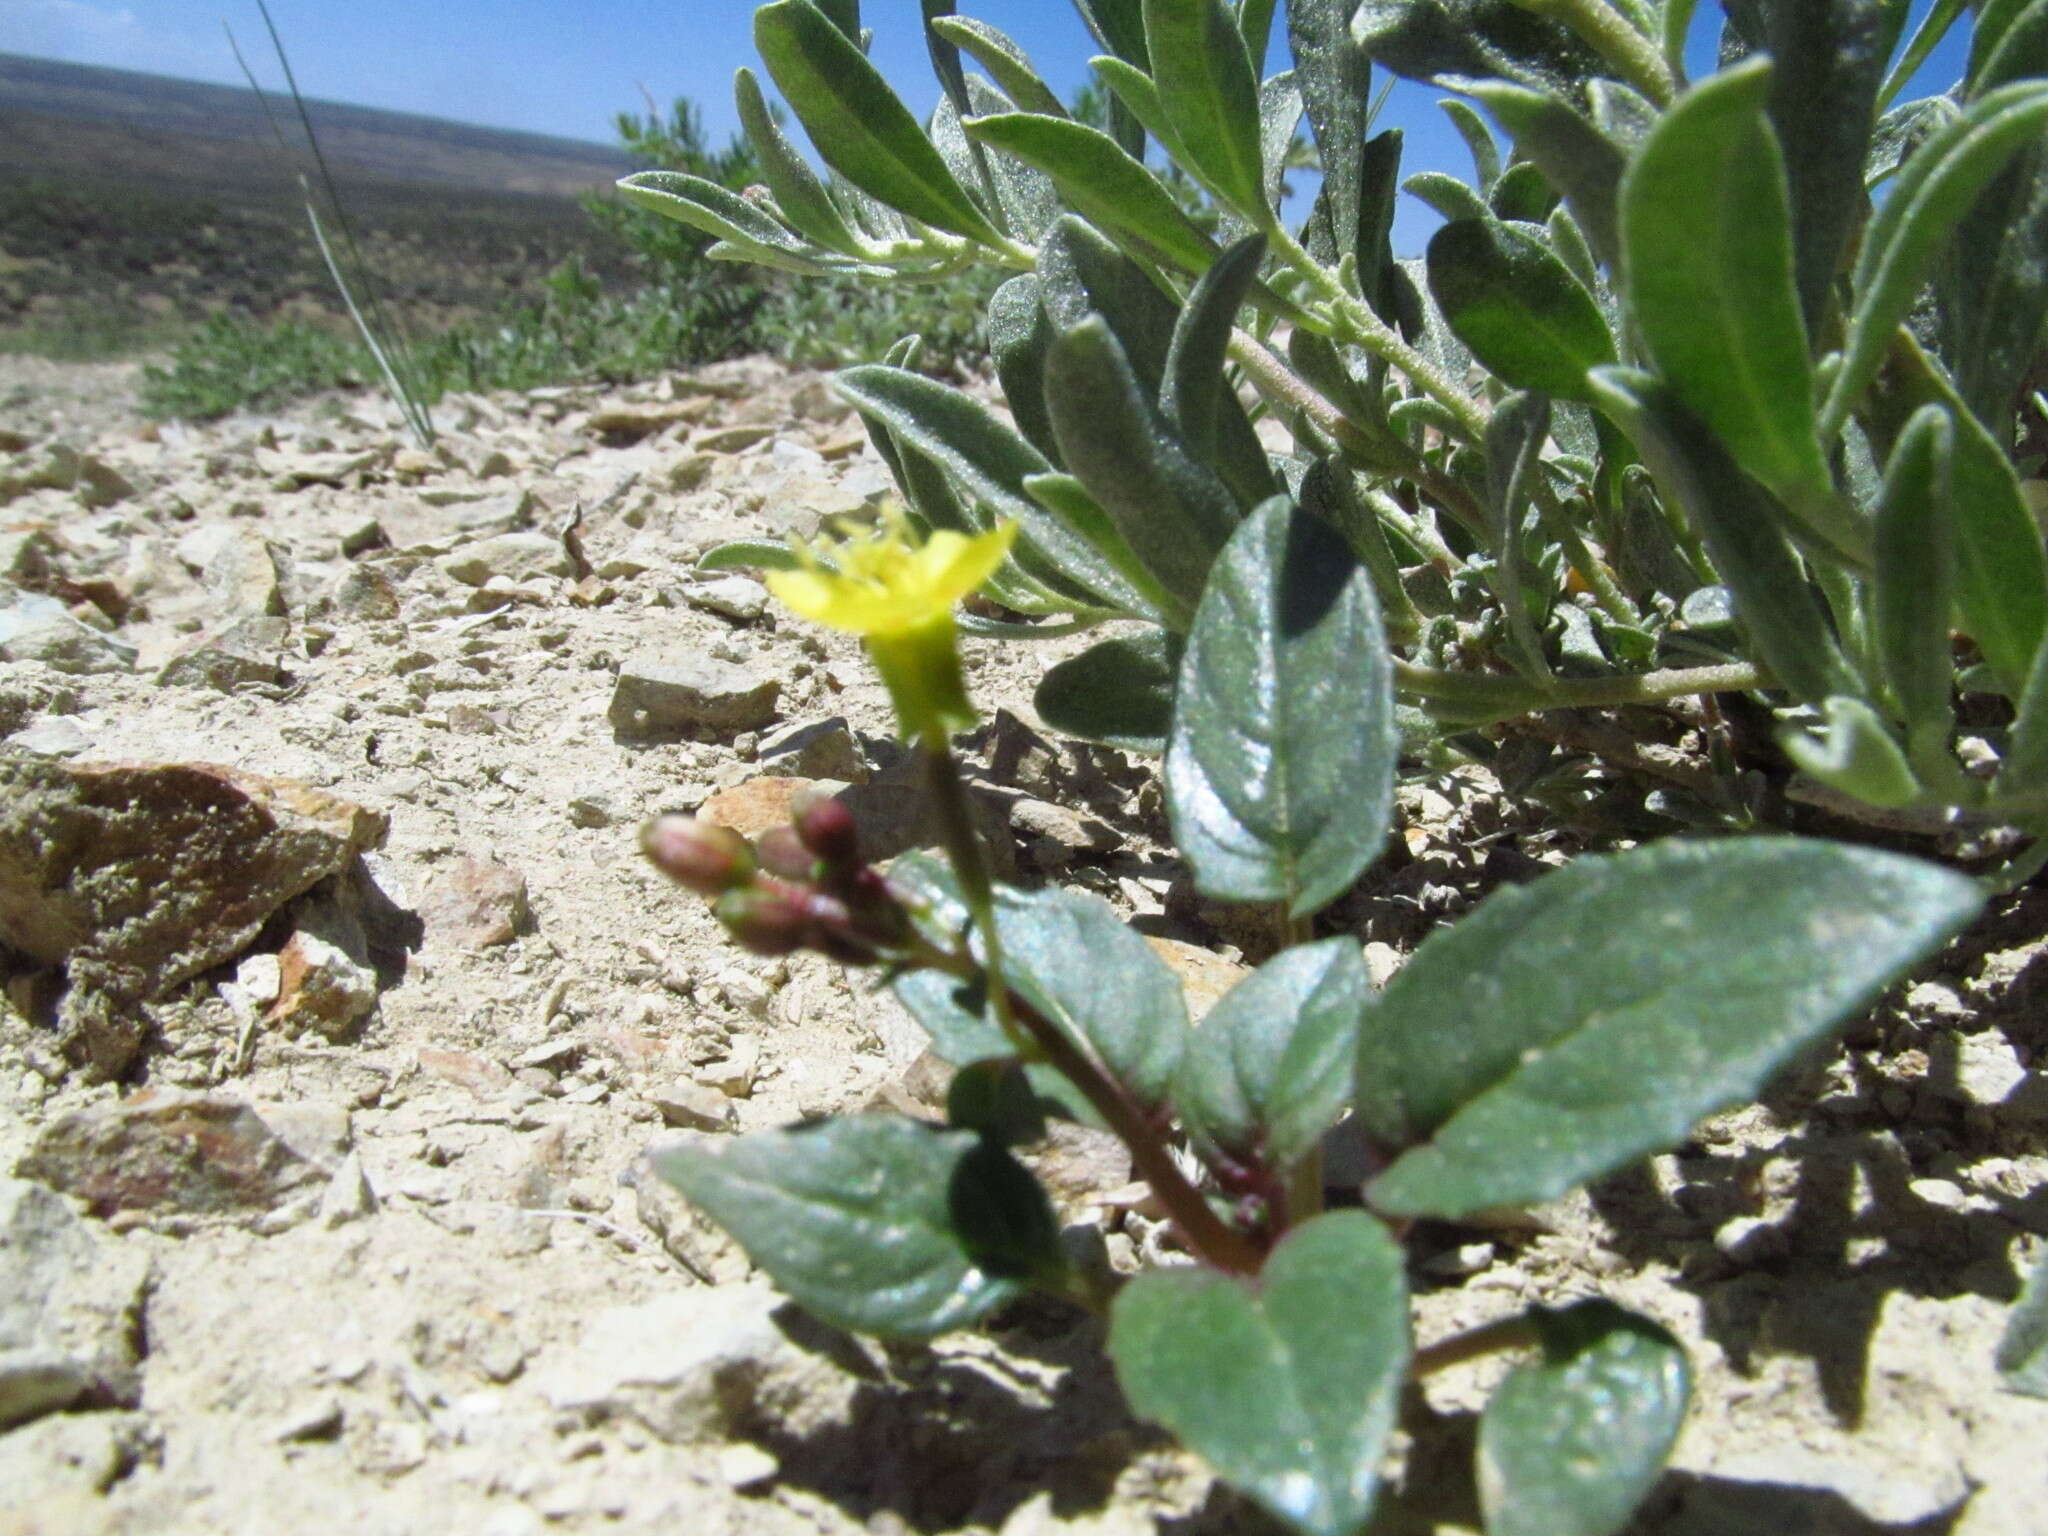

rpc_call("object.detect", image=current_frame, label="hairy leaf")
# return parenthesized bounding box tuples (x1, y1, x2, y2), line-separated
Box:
(1110, 1212, 1409, 1536)
(755, 1, 1004, 248)
(1872, 405, 1956, 747)
(1177, 938, 1370, 1169)
(1351, 0, 1604, 95)
(965, 114, 1216, 274)
(1427, 218, 1612, 401)
(1144, 0, 1269, 220)
(1034, 628, 1179, 752)
(1827, 80, 2048, 434)
(1622, 58, 1838, 540)
(653, 1117, 1061, 1337)
(1362, 838, 1981, 1218)
(1046, 317, 1240, 615)
(1478, 1302, 1692, 1536)
(834, 365, 1155, 617)
(1587, 367, 1854, 705)
(1168, 498, 1398, 916)
(931, 15, 1067, 117)
(1466, 82, 1627, 271)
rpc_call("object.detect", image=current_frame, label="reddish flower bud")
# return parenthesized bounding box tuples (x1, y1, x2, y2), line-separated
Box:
(641, 816, 755, 896)
(754, 825, 816, 883)
(793, 789, 862, 868)
(712, 888, 810, 956)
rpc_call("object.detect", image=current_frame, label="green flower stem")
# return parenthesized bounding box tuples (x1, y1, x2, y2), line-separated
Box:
(919, 743, 1264, 1278)
(1409, 1313, 1543, 1378)
(1510, 0, 1676, 107)
(1396, 658, 1767, 724)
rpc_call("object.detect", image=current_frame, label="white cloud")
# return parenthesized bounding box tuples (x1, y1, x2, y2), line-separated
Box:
(0, 1, 228, 81)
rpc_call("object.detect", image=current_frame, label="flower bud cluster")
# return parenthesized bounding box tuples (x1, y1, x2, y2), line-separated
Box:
(640, 791, 914, 963)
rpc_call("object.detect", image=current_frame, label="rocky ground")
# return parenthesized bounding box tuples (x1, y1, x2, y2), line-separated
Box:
(3, 352, 2048, 1536)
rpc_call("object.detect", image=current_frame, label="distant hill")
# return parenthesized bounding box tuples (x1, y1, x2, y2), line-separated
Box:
(0, 52, 635, 203)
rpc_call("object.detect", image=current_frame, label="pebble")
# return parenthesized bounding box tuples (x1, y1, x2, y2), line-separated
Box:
(607, 646, 780, 740)
(0, 592, 136, 673)
(757, 716, 867, 782)
(685, 575, 770, 624)
(648, 1077, 737, 1132)
(319, 1152, 379, 1227)
(415, 856, 529, 950)
(16, 1090, 327, 1221)
(269, 931, 380, 1040)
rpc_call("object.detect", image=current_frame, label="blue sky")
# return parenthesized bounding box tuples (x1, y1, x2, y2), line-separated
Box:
(1, 2, 1973, 254)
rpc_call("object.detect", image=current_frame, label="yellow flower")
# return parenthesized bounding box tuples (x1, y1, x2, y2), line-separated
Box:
(766, 512, 1017, 636)
(766, 511, 1017, 745)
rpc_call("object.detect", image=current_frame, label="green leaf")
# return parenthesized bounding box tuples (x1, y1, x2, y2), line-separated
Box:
(1404, 170, 1492, 223)
(1466, 82, 1627, 272)
(1938, 140, 2048, 444)
(1972, 0, 2048, 97)
(811, 0, 860, 43)
(1477, 1301, 1691, 1536)
(1351, 0, 1604, 95)
(697, 539, 801, 573)
(1621, 58, 1838, 540)
(833, 365, 1156, 618)
(1826, 80, 2048, 436)
(1485, 390, 1557, 682)
(1779, 694, 1922, 808)
(617, 170, 833, 275)
(1488, 161, 1560, 223)
(964, 113, 1217, 273)
(1997, 1245, 2048, 1398)
(1948, 381, 2048, 695)
(1162, 233, 1272, 488)
(754, 0, 1006, 248)
(1024, 472, 1185, 627)
(652, 1116, 1059, 1337)
(1426, 218, 1612, 401)
(1110, 1211, 1409, 1536)
(893, 872, 1189, 1111)
(1177, 938, 1370, 1170)
(1442, 96, 1503, 190)
(1587, 367, 1855, 705)
(929, 14, 1068, 118)
(1034, 628, 1179, 753)
(1038, 215, 1177, 393)
(995, 884, 1188, 1107)
(1239, 0, 1279, 65)
(1143, 0, 1269, 220)
(1361, 838, 1981, 1219)
(733, 68, 865, 258)
(988, 274, 1060, 465)
(1074, 0, 1150, 68)
(1290, 0, 1374, 269)
(1258, 72, 1306, 214)
(1872, 405, 1956, 748)
(1737, 1, 1892, 336)
(1167, 498, 1398, 917)
(1046, 316, 1241, 616)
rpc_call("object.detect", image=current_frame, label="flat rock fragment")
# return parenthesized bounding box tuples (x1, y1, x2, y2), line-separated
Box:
(0, 1177, 150, 1429)
(16, 1090, 325, 1221)
(607, 646, 779, 740)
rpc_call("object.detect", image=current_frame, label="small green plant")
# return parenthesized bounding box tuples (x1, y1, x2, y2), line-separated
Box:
(140, 311, 370, 420)
(644, 500, 1981, 1535)
(630, 0, 2048, 860)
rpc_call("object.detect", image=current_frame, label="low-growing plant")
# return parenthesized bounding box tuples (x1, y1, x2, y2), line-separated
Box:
(140, 311, 372, 420)
(643, 500, 1982, 1535)
(628, 0, 2048, 866)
